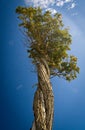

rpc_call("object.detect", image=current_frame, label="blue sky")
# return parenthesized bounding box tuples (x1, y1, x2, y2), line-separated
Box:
(1, 0, 85, 130)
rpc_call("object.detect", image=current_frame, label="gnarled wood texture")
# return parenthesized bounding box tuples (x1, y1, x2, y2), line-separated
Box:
(32, 60, 54, 130)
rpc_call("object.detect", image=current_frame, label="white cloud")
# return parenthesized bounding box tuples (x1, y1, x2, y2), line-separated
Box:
(71, 3, 76, 8)
(46, 8, 57, 14)
(56, 0, 75, 8)
(65, 0, 72, 3)
(56, 0, 64, 7)
(24, 0, 76, 10)
(68, 2, 76, 9)
(24, 0, 55, 8)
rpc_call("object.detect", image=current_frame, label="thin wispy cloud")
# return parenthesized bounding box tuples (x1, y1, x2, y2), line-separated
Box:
(16, 84, 23, 90)
(56, 0, 73, 7)
(64, 0, 72, 3)
(24, 0, 76, 10)
(56, 0, 64, 7)
(71, 12, 78, 16)
(56, 0, 76, 8)
(24, 0, 55, 8)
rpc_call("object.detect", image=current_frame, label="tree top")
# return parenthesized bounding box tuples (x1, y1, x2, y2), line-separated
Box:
(16, 6, 79, 81)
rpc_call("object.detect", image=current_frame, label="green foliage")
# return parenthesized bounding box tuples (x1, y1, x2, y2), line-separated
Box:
(16, 6, 79, 81)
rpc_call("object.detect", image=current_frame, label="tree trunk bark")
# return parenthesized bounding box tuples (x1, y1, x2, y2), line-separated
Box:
(31, 60, 54, 130)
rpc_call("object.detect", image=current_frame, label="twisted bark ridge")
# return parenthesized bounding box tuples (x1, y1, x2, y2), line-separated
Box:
(32, 60, 54, 130)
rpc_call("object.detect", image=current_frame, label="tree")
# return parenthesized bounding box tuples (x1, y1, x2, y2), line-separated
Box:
(16, 6, 79, 130)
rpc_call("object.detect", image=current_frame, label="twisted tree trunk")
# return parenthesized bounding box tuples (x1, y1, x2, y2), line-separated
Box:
(31, 60, 54, 130)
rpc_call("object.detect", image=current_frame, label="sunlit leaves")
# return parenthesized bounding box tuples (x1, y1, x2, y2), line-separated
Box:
(16, 6, 79, 81)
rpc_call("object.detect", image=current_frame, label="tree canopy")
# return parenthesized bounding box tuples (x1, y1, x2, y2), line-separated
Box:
(16, 6, 79, 81)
